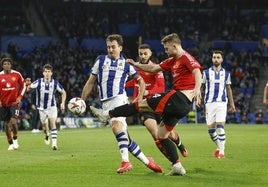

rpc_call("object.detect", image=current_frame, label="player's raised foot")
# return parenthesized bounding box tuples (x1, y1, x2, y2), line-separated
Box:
(213, 149, 220, 158)
(44, 139, 50, 145)
(147, 157, 163, 173)
(13, 139, 19, 150)
(166, 162, 186, 176)
(90, 106, 108, 122)
(117, 161, 133, 173)
(177, 143, 188, 157)
(8, 144, 14, 151)
(218, 153, 225, 159)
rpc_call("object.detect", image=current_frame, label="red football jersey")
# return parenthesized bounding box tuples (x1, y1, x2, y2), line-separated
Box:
(0, 70, 26, 107)
(126, 61, 165, 98)
(160, 51, 201, 91)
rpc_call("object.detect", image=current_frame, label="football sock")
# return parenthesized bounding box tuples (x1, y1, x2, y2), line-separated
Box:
(7, 136, 13, 144)
(168, 131, 181, 146)
(116, 131, 129, 162)
(44, 130, 49, 140)
(216, 124, 226, 154)
(109, 104, 138, 118)
(51, 128, 57, 145)
(155, 138, 179, 164)
(128, 139, 148, 165)
(208, 128, 219, 147)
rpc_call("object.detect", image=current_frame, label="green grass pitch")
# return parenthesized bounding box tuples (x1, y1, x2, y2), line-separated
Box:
(0, 124, 267, 187)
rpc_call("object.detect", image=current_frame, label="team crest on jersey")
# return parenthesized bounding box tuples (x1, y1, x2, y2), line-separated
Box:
(12, 77, 16, 81)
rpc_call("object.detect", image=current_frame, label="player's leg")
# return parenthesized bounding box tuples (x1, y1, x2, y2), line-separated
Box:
(48, 107, 58, 150)
(49, 118, 57, 150)
(168, 130, 188, 157)
(4, 120, 15, 150)
(156, 119, 186, 176)
(39, 110, 50, 145)
(206, 103, 220, 157)
(111, 119, 132, 173)
(215, 103, 227, 158)
(127, 130, 163, 173)
(141, 113, 158, 140)
(216, 123, 225, 158)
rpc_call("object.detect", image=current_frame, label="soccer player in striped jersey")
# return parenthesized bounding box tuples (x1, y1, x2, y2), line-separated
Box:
(91, 33, 202, 175)
(26, 64, 66, 150)
(0, 57, 26, 151)
(81, 34, 162, 174)
(202, 50, 236, 158)
(126, 44, 188, 157)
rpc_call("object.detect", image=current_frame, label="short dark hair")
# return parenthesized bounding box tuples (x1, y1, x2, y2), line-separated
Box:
(42, 64, 53, 72)
(106, 34, 124, 46)
(1, 57, 13, 66)
(213, 50, 223, 56)
(138, 44, 151, 50)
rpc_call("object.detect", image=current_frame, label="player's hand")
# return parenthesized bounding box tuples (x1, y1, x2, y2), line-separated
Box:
(229, 104, 236, 113)
(194, 88, 202, 107)
(16, 97, 22, 104)
(126, 59, 136, 66)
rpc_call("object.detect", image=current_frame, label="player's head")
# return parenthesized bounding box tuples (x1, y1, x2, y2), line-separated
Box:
(138, 44, 152, 64)
(42, 64, 53, 79)
(212, 50, 223, 67)
(106, 34, 123, 60)
(161, 33, 182, 57)
(1, 57, 13, 66)
(1, 57, 13, 72)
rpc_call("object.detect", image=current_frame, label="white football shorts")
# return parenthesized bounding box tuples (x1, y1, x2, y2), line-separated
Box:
(38, 106, 58, 124)
(205, 102, 227, 125)
(102, 94, 129, 131)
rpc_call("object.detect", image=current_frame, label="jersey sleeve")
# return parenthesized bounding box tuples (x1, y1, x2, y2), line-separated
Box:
(30, 79, 40, 89)
(91, 55, 103, 76)
(226, 71, 231, 85)
(18, 72, 26, 98)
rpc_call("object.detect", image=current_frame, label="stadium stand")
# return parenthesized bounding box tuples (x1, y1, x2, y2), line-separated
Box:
(1, 0, 268, 127)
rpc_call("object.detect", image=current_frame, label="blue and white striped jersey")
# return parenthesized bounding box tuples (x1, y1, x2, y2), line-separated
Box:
(202, 67, 231, 104)
(91, 55, 137, 101)
(30, 78, 64, 110)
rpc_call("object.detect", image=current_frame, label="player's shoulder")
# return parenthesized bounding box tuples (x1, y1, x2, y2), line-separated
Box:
(11, 69, 22, 74)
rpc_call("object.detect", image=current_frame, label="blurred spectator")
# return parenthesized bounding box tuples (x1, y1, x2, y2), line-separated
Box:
(255, 108, 264, 124)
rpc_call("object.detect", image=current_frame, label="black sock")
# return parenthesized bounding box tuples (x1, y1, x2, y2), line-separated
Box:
(109, 103, 138, 117)
(156, 138, 179, 165)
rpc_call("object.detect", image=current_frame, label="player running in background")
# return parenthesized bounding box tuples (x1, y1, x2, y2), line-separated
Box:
(0, 57, 26, 150)
(91, 33, 202, 175)
(125, 44, 188, 157)
(263, 80, 268, 106)
(202, 50, 236, 158)
(81, 34, 162, 174)
(25, 64, 66, 150)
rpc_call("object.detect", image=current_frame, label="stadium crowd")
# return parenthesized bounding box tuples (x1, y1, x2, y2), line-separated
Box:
(1, 0, 268, 130)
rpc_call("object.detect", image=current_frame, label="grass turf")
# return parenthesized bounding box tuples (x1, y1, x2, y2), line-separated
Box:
(0, 124, 267, 187)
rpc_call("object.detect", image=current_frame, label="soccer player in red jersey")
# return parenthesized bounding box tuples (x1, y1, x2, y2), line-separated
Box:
(126, 44, 188, 158)
(91, 33, 202, 175)
(0, 57, 26, 150)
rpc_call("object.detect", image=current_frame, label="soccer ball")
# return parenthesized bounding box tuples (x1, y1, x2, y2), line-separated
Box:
(67, 97, 86, 115)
